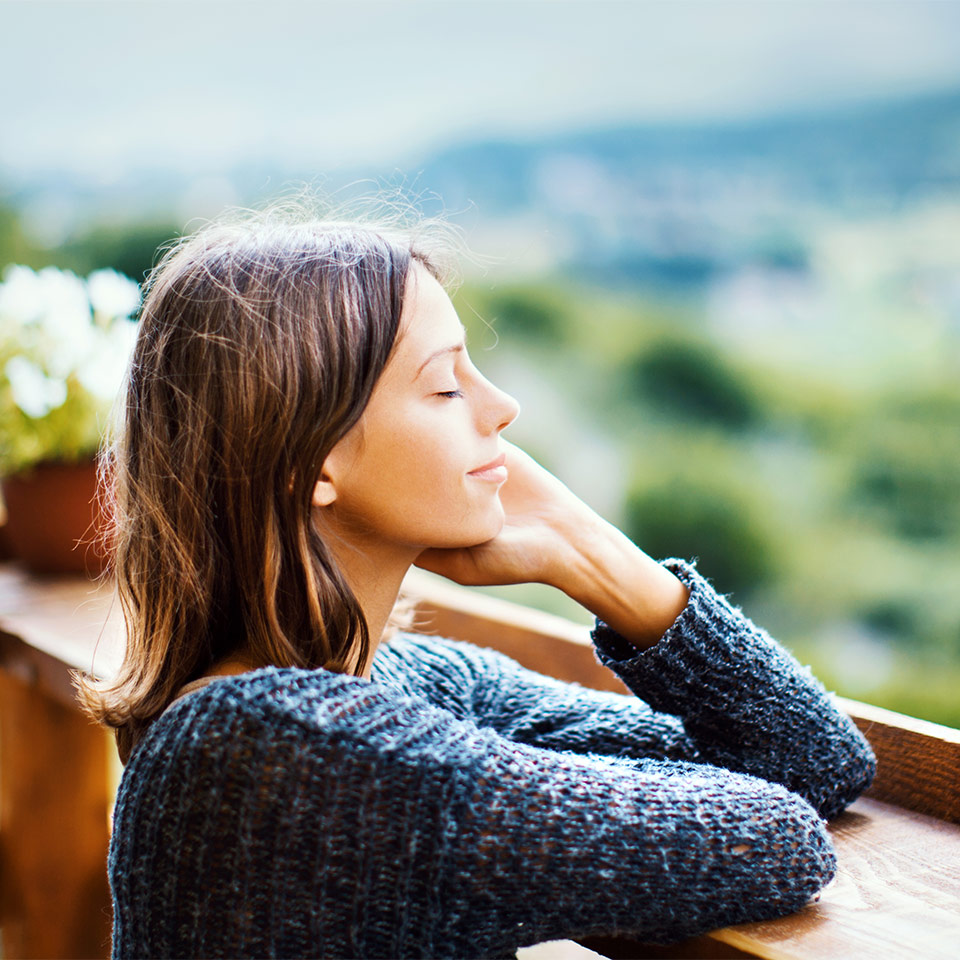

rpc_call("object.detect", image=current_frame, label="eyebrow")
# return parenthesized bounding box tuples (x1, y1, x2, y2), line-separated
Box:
(414, 335, 467, 379)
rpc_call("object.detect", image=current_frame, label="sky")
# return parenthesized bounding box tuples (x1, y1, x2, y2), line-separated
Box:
(3, 0, 960, 185)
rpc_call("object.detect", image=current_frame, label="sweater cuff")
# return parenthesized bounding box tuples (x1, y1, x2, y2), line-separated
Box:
(589, 557, 749, 710)
(591, 557, 704, 660)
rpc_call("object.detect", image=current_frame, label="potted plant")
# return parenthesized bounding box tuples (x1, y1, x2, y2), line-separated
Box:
(0, 264, 140, 575)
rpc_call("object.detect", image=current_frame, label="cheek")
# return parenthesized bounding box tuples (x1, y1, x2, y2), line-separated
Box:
(336, 412, 504, 547)
(383, 439, 497, 542)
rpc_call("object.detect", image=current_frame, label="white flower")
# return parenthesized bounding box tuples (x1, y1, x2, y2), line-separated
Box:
(0, 265, 47, 330)
(0, 265, 95, 344)
(76, 319, 138, 401)
(87, 269, 141, 323)
(34, 266, 91, 337)
(0, 264, 141, 473)
(4, 354, 68, 418)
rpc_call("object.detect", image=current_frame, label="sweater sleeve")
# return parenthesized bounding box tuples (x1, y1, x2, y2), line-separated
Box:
(373, 632, 700, 763)
(590, 558, 876, 819)
(401, 718, 836, 958)
(111, 674, 839, 959)
(377, 558, 875, 821)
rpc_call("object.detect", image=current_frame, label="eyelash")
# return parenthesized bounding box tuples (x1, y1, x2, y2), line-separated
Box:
(436, 389, 464, 399)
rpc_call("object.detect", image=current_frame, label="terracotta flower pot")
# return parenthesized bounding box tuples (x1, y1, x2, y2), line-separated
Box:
(0, 460, 112, 577)
(0, 515, 14, 560)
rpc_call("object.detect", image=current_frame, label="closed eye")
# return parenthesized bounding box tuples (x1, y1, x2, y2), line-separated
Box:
(436, 389, 464, 399)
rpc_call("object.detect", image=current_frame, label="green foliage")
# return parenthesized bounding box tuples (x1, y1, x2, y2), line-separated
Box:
(54, 221, 180, 283)
(853, 453, 957, 540)
(627, 338, 761, 429)
(859, 599, 919, 639)
(625, 474, 777, 599)
(454, 284, 573, 350)
(0, 202, 44, 270)
(485, 288, 564, 340)
(0, 200, 179, 283)
(846, 391, 960, 541)
(800, 641, 960, 729)
(0, 374, 105, 471)
(0, 265, 139, 474)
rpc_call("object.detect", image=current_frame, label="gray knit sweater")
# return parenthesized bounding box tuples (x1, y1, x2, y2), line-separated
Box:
(109, 559, 875, 959)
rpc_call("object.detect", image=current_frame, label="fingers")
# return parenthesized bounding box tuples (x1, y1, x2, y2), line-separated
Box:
(414, 548, 475, 585)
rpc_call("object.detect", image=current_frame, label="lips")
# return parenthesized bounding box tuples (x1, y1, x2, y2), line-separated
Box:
(469, 453, 507, 475)
(467, 452, 508, 483)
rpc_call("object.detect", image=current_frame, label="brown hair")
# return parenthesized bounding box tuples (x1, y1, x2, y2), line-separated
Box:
(76, 206, 454, 761)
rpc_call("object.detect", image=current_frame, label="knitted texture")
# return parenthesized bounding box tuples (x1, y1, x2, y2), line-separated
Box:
(108, 559, 875, 959)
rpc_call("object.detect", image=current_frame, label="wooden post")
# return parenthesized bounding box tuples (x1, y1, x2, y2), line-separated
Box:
(0, 669, 112, 959)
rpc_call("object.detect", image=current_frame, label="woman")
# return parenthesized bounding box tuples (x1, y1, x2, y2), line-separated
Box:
(80, 209, 875, 959)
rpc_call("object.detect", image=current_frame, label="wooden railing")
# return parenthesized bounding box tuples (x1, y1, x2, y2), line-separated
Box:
(1, 563, 958, 959)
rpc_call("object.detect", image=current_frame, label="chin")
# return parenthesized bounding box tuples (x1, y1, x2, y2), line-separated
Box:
(472, 509, 507, 545)
(439, 502, 505, 549)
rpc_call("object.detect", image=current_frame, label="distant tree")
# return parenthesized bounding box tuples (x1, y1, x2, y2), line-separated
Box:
(54, 221, 181, 283)
(848, 392, 960, 541)
(626, 476, 776, 599)
(852, 452, 958, 540)
(628, 338, 760, 429)
(859, 600, 919, 641)
(0, 203, 42, 269)
(487, 289, 565, 340)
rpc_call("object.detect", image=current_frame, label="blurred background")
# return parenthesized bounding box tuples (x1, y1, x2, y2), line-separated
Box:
(2, 0, 959, 725)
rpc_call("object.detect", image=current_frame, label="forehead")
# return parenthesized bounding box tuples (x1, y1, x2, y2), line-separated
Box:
(359, 265, 466, 417)
(393, 265, 465, 363)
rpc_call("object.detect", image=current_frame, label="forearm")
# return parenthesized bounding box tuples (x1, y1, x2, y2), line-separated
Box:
(590, 558, 877, 817)
(549, 515, 689, 649)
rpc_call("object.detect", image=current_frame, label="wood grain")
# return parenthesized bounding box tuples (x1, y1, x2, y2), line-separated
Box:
(0, 566, 123, 680)
(578, 933, 757, 958)
(837, 698, 960, 824)
(0, 670, 112, 959)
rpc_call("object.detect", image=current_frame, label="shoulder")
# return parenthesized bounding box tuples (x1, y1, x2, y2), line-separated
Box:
(128, 666, 429, 771)
(372, 632, 523, 715)
(124, 661, 504, 783)
(111, 662, 514, 839)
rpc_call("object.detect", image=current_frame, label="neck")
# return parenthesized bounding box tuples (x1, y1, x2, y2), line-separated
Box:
(320, 523, 419, 679)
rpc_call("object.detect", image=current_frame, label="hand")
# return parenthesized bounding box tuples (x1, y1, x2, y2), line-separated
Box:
(415, 440, 690, 648)
(414, 440, 594, 589)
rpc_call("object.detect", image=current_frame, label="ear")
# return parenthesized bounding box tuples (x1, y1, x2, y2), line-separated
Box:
(311, 470, 337, 508)
(311, 442, 348, 508)
(311, 430, 358, 509)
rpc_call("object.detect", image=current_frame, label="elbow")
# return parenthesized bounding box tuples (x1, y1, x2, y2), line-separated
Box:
(657, 786, 838, 942)
(816, 740, 876, 820)
(723, 791, 838, 931)
(744, 791, 837, 912)
(804, 724, 877, 820)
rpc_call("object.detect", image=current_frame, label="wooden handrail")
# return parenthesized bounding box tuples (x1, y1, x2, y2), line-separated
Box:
(833, 696, 960, 824)
(2, 563, 959, 960)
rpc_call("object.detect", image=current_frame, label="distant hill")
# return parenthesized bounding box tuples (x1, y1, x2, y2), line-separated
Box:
(419, 89, 960, 211)
(409, 89, 960, 288)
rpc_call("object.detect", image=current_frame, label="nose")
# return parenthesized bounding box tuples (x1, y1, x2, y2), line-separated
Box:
(480, 377, 520, 435)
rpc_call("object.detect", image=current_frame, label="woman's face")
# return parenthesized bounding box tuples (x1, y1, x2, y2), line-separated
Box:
(315, 263, 520, 553)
